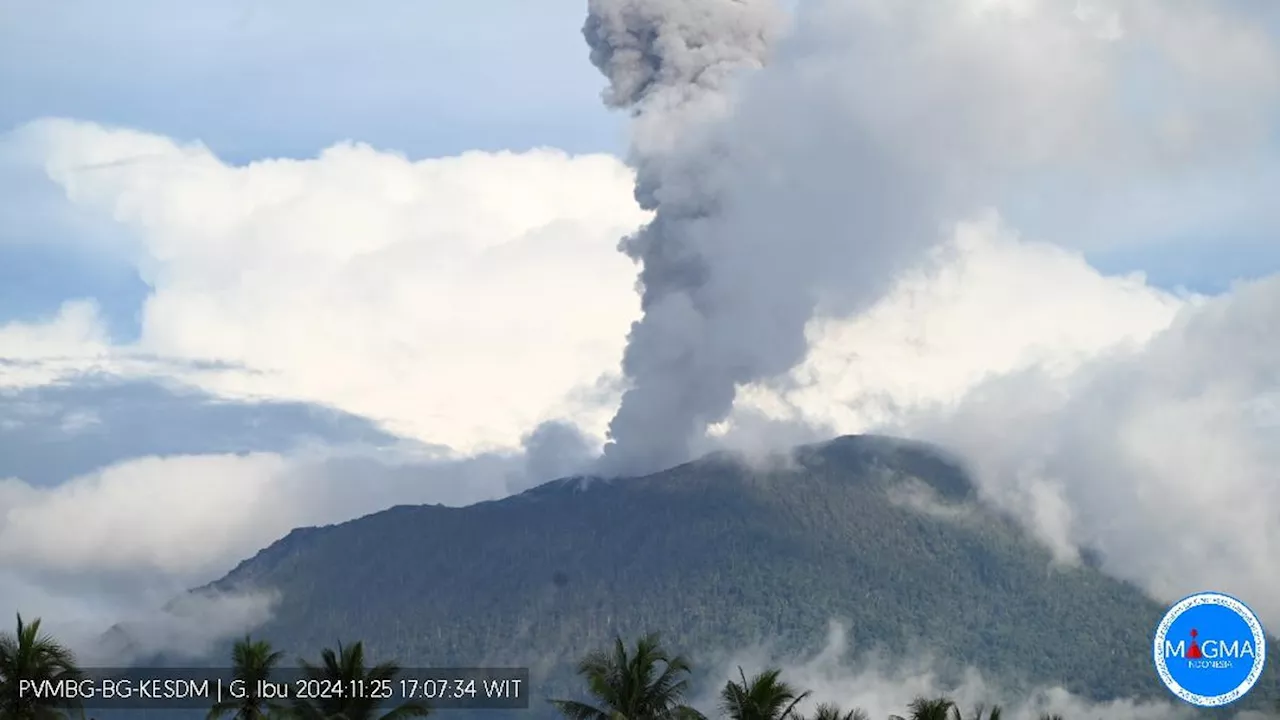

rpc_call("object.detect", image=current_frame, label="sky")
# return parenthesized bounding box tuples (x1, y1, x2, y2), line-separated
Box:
(1, 0, 1278, 710)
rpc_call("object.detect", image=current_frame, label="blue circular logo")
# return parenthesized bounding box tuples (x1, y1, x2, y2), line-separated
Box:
(1153, 592, 1267, 706)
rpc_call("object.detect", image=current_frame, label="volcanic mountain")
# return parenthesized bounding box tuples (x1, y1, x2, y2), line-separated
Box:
(199, 435, 1277, 713)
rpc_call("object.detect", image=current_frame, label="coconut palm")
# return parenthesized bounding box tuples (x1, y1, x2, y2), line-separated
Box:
(798, 702, 869, 720)
(890, 697, 955, 720)
(949, 704, 1002, 720)
(719, 667, 810, 720)
(549, 633, 704, 720)
(289, 641, 429, 720)
(207, 636, 289, 720)
(0, 614, 84, 720)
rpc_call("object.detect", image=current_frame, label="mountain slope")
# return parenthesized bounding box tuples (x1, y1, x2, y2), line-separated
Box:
(206, 435, 1276, 710)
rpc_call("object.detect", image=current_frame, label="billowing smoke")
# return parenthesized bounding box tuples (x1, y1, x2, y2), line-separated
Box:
(584, 0, 1109, 475)
(584, 0, 1280, 643)
(587, 0, 1280, 486)
(584, 0, 963, 476)
(584, 0, 787, 474)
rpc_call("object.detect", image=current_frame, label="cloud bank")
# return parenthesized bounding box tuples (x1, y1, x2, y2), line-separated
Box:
(0, 412, 579, 658)
(900, 274, 1280, 629)
(1, 119, 648, 450)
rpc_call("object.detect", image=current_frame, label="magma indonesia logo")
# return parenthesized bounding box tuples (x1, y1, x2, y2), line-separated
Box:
(1153, 592, 1267, 707)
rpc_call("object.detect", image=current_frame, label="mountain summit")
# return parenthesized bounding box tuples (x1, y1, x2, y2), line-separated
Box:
(204, 435, 1271, 708)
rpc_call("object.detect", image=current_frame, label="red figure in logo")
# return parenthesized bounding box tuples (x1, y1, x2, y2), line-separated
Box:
(1186, 629, 1203, 659)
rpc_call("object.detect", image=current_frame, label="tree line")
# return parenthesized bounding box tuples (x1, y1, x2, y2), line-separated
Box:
(3, 616, 1279, 720)
(546, 634, 1033, 720)
(0, 614, 427, 720)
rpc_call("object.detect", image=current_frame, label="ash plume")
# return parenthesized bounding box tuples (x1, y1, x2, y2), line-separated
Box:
(584, 0, 779, 112)
(586, 0, 952, 476)
(587, 0, 1280, 479)
(584, 0, 788, 474)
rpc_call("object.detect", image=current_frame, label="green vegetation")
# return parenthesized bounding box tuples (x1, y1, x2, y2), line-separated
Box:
(205, 436, 1228, 703)
(288, 640, 429, 720)
(207, 636, 289, 720)
(547, 633, 701, 720)
(546, 633, 912, 720)
(549, 634, 1032, 720)
(0, 614, 84, 720)
(804, 704, 869, 720)
(549, 634, 1280, 720)
(719, 667, 809, 720)
(8, 437, 1280, 718)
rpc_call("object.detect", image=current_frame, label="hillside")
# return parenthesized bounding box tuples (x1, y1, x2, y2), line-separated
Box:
(202, 435, 1275, 711)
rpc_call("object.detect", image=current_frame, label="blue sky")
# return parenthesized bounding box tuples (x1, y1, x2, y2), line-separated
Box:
(0, 0, 625, 161)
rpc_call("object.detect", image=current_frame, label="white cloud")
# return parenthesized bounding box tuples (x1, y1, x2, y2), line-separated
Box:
(898, 275, 1280, 628)
(0, 448, 522, 582)
(0, 444, 538, 657)
(716, 213, 1280, 629)
(730, 213, 1190, 435)
(0, 119, 650, 451)
(1, 453, 295, 578)
(0, 301, 110, 374)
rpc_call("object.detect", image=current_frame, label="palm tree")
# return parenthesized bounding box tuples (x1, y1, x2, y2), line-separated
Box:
(549, 633, 704, 720)
(290, 641, 429, 720)
(949, 704, 1001, 720)
(719, 667, 810, 720)
(798, 702, 869, 720)
(890, 697, 955, 720)
(207, 636, 289, 720)
(0, 614, 83, 720)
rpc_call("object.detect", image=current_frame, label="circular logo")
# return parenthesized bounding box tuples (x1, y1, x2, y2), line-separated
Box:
(1153, 592, 1267, 706)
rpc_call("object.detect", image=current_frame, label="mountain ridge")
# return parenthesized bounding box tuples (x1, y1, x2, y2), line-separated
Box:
(183, 434, 1275, 712)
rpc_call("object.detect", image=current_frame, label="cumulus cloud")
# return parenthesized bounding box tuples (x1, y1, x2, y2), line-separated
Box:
(0, 116, 642, 659)
(896, 275, 1280, 628)
(728, 213, 1191, 438)
(0, 301, 111, 375)
(0, 119, 650, 451)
